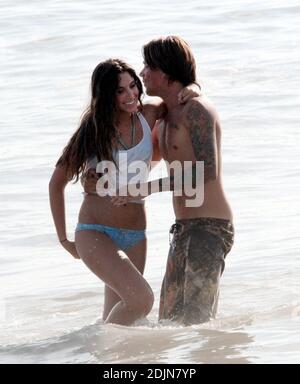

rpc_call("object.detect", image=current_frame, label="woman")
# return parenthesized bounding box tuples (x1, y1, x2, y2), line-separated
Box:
(49, 59, 198, 326)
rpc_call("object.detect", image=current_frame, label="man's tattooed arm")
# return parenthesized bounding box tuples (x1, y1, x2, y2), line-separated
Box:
(185, 101, 217, 183)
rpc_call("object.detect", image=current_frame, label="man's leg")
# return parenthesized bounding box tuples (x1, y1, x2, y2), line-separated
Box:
(182, 228, 225, 325)
(159, 226, 188, 321)
(159, 220, 233, 325)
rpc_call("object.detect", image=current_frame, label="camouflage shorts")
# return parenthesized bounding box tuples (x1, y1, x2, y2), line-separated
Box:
(159, 217, 234, 325)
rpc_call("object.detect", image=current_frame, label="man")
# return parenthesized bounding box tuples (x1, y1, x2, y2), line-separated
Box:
(85, 36, 234, 325)
(138, 36, 234, 325)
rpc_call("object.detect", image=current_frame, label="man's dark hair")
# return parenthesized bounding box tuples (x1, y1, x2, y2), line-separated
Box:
(143, 36, 197, 86)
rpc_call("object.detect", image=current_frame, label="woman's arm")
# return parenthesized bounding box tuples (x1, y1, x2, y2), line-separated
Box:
(49, 165, 80, 259)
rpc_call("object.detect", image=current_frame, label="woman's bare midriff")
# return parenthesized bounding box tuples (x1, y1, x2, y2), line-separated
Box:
(78, 195, 147, 230)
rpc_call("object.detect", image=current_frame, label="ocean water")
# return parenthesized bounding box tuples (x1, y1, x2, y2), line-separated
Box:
(0, 0, 300, 364)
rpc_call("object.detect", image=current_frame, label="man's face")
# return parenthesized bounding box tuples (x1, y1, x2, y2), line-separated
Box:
(140, 63, 166, 96)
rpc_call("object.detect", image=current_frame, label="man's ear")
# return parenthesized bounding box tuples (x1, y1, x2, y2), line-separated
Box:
(163, 73, 173, 86)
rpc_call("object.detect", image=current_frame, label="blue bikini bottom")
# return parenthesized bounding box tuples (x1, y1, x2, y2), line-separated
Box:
(75, 223, 146, 251)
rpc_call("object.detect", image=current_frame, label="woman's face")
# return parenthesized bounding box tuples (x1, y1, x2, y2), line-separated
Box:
(116, 72, 139, 114)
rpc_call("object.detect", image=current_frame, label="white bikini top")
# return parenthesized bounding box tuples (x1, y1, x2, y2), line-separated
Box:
(85, 112, 153, 203)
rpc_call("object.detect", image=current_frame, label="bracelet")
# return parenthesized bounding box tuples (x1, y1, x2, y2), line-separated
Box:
(59, 238, 67, 243)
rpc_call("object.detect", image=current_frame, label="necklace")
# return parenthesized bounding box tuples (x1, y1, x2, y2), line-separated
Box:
(117, 114, 136, 150)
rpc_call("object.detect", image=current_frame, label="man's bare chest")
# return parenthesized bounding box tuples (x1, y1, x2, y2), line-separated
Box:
(157, 119, 193, 161)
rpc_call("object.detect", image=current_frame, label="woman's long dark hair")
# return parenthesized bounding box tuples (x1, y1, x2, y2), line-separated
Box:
(56, 59, 143, 181)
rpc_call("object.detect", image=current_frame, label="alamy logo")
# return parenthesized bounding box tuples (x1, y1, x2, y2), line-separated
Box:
(94, 153, 204, 207)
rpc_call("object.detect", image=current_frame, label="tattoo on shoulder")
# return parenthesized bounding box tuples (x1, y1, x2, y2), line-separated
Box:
(186, 103, 217, 182)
